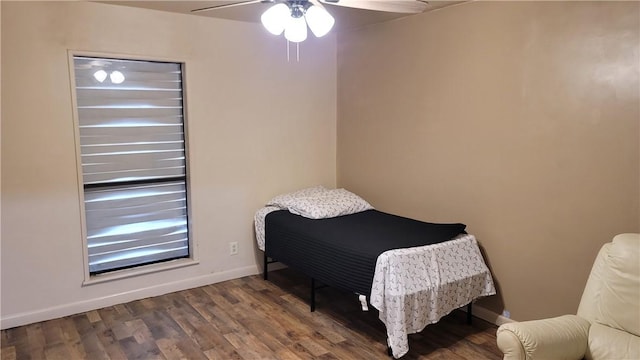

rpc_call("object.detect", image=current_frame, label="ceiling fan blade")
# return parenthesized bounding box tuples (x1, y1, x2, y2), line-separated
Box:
(191, 0, 269, 13)
(319, 0, 428, 13)
(309, 0, 328, 10)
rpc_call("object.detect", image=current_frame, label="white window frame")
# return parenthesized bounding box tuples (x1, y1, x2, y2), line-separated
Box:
(68, 50, 198, 285)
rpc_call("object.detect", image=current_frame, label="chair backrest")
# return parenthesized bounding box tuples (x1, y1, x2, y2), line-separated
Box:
(577, 233, 640, 337)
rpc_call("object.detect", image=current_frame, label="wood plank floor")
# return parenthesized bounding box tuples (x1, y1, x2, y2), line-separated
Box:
(1, 269, 502, 360)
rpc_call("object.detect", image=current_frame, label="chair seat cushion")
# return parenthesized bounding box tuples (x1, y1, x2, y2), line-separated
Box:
(586, 323, 640, 360)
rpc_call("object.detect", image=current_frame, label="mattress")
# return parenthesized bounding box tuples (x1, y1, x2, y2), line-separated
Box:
(264, 209, 467, 297)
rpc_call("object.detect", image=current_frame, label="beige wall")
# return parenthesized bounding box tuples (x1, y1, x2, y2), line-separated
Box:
(337, 1, 639, 320)
(1, 1, 336, 328)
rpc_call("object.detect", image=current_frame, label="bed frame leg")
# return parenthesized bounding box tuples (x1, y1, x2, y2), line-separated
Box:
(310, 278, 316, 312)
(466, 303, 473, 325)
(263, 251, 268, 281)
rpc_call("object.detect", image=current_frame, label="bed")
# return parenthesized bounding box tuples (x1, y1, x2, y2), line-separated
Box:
(254, 187, 496, 358)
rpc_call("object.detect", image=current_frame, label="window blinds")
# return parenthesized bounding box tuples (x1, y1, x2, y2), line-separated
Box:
(73, 56, 189, 274)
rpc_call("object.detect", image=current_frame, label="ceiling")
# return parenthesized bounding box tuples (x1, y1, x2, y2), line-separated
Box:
(100, 1, 465, 31)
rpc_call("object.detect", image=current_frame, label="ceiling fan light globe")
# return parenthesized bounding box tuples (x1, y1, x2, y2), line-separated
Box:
(305, 5, 334, 37)
(284, 15, 307, 43)
(261, 3, 289, 35)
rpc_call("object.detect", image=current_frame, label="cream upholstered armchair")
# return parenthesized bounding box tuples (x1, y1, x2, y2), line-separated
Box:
(496, 233, 640, 360)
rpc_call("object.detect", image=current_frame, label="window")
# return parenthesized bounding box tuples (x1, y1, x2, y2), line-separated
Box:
(72, 56, 190, 275)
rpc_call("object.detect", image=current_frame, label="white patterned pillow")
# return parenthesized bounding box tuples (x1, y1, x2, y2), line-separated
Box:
(267, 186, 329, 207)
(268, 187, 373, 219)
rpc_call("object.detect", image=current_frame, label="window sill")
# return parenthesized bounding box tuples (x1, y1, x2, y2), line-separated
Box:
(82, 258, 199, 286)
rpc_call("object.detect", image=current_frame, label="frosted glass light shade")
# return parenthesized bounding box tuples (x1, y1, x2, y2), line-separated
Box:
(305, 5, 334, 37)
(284, 15, 307, 43)
(261, 3, 290, 35)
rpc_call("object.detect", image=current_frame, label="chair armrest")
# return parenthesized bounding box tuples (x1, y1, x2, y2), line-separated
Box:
(496, 314, 591, 360)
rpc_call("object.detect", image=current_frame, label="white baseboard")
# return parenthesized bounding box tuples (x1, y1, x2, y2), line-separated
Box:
(1, 265, 261, 330)
(2, 264, 510, 331)
(463, 304, 515, 326)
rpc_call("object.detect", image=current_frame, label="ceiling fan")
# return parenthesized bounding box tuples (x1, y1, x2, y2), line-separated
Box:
(191, 0, 429, 43)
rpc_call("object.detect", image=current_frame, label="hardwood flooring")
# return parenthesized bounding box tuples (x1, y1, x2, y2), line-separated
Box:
(1, 269, 502, 360)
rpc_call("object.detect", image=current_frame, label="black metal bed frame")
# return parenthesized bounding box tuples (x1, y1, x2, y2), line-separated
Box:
(264, 252, 474, 357)
(263, 251, 474, 319)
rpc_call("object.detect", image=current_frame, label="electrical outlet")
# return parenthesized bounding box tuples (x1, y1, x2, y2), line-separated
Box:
(229, 242, 238, 255)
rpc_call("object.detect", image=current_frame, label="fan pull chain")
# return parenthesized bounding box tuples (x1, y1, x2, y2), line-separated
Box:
(285, 40, 300, 63)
